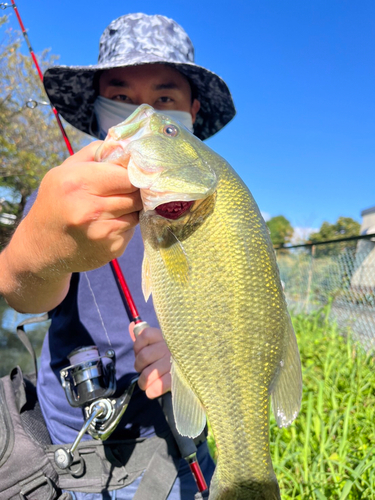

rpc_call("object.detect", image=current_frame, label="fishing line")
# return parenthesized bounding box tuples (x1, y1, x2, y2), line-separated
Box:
(3, 3, 209, 494)
(83, 271, 112, 347)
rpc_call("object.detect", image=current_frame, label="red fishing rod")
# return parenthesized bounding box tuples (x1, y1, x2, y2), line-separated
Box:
(111, 260, 208, 495)
(1, 0, 74, 155)
(5, 2, 208, 495)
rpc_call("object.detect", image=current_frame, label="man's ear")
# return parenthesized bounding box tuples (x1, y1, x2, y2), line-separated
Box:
(191, 99, 201, 124)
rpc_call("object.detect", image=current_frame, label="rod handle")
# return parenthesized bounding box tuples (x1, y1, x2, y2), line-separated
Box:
(158, 391, 199, 459)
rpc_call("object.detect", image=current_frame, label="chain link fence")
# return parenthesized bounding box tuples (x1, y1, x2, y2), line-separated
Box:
(2, 234, 375, 376)
(276, 234, 375, 351)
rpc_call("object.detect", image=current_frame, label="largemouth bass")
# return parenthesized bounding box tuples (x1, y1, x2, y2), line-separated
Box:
(96, 104, 302, 499)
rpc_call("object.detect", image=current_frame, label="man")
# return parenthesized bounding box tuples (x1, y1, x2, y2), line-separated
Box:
(0, 13, 235, 499)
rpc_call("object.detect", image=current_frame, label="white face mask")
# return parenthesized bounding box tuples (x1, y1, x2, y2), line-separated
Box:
(93, 95, 194, 139)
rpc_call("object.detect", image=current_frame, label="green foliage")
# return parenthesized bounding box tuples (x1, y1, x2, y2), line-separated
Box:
(0, 15, 89, 248)
(266, 215, 294, 247)
(272, 304, 375, 498)
(207, 304, 375, 498)
(309, 218, 361, 257)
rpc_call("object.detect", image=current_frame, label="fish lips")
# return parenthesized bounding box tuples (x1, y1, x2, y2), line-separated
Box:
(127, 151, 218, 213)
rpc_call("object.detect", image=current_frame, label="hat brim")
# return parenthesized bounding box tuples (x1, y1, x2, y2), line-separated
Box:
(43, 60, 236, 141)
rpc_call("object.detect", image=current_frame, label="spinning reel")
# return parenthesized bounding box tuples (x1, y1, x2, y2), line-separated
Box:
(54, 346, 138, 470)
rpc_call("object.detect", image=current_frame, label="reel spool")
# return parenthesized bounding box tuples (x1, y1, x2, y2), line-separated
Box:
(60, 346, 116, 407)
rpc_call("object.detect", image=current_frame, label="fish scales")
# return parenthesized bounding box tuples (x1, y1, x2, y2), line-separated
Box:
(96, 104, 302, 500)
(142, 160, 285, 498)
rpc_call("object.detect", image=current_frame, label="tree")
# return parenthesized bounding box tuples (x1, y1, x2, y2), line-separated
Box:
(308, 217, 360, 256)
(0, 15, 89, 248)
(266, 215, 294, 247)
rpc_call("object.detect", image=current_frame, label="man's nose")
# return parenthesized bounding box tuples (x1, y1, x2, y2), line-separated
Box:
(133, 94, 154, 107)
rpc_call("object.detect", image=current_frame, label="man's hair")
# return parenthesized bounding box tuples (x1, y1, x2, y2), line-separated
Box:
(93, 70, 104, 96)
(187, 77, 199, 104)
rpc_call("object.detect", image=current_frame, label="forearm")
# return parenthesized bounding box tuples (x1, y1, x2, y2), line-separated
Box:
(0, 218, 71, 313)
(0, 142, 142, 313)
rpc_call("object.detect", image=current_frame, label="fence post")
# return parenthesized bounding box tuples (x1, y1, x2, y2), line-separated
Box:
(304, 244, 316, 311)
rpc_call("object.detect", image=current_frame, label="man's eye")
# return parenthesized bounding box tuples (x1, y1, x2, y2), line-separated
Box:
(158, 96, 173, 103)
(112, 95, 132, 102)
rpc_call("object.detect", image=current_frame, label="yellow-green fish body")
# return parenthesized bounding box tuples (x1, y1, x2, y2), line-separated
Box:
(96, 105, 302, 500)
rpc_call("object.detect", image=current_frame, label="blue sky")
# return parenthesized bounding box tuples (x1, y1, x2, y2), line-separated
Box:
(4, 0, 375, 236)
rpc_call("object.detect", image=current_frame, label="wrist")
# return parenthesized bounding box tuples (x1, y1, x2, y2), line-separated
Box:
(12, 215, 71, 280)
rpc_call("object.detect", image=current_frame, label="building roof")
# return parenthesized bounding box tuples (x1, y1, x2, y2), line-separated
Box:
(361, 205, 375, 216)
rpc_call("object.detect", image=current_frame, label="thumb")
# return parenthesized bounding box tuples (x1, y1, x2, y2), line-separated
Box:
(129, 321, 136, 342)
(64, 140, 103, 165)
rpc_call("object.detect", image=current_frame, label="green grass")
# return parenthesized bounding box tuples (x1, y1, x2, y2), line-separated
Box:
(207, 302, 375, 499)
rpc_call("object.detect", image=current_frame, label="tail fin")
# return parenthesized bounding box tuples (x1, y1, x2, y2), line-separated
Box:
(209, 468, 281, 500)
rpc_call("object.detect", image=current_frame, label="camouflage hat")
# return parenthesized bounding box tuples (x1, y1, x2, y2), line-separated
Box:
(43, 13, 236, 140)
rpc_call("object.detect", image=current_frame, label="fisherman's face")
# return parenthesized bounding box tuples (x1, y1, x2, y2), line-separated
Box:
(99, 64, 200, 123)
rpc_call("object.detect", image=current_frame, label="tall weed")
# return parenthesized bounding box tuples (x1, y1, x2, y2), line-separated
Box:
(272, 303, 375, 498)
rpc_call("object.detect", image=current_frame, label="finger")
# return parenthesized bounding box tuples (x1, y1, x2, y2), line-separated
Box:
(133, 327, 164, 355)
(63, 141, 103, 165)
(84, 212, 139, 242)
(107, 226, 136, 259)
(68, 161, 140, 196)
(103, 192, 143, 217)
(134, 342, 170, 373)
(129, 322, 136, 342)
(128, 321, 149, 342)
(137, 352, 171, 387)
(144, 373, 171, 399)
(85, 191, 143, 220)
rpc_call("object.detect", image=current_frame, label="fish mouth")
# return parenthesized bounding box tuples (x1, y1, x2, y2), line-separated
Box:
(155, 201, 194, 220)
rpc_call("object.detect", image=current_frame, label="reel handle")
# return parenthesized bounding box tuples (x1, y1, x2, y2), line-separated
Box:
(54, 402, 106, 469)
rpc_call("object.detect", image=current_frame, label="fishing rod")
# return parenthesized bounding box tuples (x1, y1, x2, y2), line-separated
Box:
(111, 260, 209, 495)
(4, 2, 208, 495)
(0, 0, 74, 155)
(0, 1, 134, 333)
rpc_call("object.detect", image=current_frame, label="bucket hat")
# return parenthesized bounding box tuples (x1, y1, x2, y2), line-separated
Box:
(43, 13, 236, 141)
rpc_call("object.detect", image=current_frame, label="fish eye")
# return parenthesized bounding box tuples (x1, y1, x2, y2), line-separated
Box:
(163, 124, 179, 137)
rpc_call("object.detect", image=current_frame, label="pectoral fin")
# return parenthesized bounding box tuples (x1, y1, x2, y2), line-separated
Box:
(159, 230, 190, 285)
(271, 317, 302, 428)
(141, 252, 152, 301)
(171, 358, 206, 437)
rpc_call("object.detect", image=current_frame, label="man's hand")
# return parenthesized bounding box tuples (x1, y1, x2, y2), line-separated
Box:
(130, 323, 172, 399)
(0, 141, 142, 313)
(28, 141, 142, 272)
